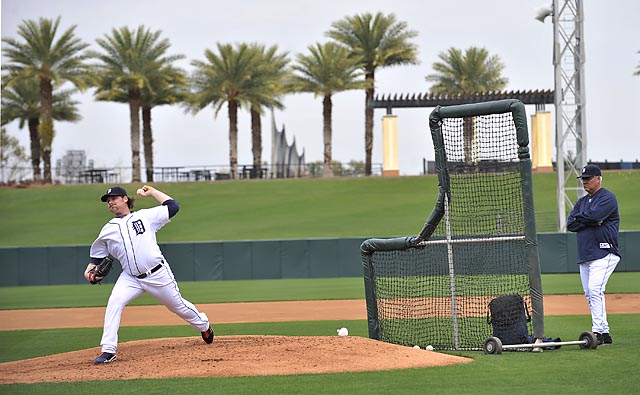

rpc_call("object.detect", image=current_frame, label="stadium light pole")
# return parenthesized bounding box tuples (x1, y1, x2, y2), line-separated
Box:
(536, 0, 587, 232)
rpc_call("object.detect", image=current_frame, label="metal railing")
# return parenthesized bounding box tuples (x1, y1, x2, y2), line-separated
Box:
(1, 163, 384, 185)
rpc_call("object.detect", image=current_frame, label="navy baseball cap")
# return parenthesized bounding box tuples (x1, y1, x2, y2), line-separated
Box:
(577, 165, 602, 179)
(101, 186, 128, 202)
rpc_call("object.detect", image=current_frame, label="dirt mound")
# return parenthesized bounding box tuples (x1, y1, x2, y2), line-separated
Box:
(0, 335, 472, 384)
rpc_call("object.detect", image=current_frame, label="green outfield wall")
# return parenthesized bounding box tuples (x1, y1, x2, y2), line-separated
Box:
(1, 231, 638, 286)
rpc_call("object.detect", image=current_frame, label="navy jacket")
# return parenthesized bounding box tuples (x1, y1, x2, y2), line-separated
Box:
(567, 188, 620, 263)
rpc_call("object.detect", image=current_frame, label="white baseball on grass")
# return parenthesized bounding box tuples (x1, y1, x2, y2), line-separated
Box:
(337, 327, 348, 336)
(413, 345, 421, 349)
(425, 345, 434, 351)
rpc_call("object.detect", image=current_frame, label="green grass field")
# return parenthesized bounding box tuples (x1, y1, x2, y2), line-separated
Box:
(1, 171, 639, 247)
(1, 315, 639, 394)
(1, 274, 639, 393)
(2, 174, 639, 393)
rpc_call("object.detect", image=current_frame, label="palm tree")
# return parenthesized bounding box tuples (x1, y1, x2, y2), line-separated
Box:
(289, 42, 369, 177)
(247, 44, 289, 178)
(1, 77, 43, 182)
(189, 43, 262, 179)
(2, 16, 90, 183)
(140, 65, 188, 182)
(426, 47, 508, 164)
(89, 25, 183, 182)
(425, 47, 508, 94)
(326, 12, 419, 176)
(1, 77, 81, 181)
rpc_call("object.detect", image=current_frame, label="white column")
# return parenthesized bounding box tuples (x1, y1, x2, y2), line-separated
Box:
(382, 115, 399, 176)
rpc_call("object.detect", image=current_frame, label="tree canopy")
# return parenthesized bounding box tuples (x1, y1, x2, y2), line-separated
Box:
(425, 46, 508, 94)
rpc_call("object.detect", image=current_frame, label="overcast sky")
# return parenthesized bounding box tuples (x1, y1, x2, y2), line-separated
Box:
(2, 0, 639, 176)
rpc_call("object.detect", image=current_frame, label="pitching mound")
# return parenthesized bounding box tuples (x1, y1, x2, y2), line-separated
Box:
(0, 335, 471, 384)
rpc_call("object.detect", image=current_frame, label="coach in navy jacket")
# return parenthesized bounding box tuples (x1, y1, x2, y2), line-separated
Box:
(567, 164, 621, 345)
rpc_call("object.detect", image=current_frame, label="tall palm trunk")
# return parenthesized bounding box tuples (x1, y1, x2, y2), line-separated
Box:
(39, 78, 55, 183)
(27, 118, 42, 182)
(364, 71, 375, 176)
(142, 106, 154, 182)
(228, 100, 239, 179)
(129, 90, 142, 182)
(250, 106, 262, 179)
(322, 95, 334, 177)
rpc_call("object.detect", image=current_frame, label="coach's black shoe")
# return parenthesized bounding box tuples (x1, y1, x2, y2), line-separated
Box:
(601, 333, 613, 345)
(201, 327, 214, 344)
(594, 332, 604, 345)
(94, 352, 116, 364)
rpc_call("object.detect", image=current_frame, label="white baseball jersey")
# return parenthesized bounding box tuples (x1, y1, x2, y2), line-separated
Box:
(90, 205, 170, 277)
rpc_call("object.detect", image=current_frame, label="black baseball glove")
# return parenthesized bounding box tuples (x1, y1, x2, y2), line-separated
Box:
(88, 256, 113, 284)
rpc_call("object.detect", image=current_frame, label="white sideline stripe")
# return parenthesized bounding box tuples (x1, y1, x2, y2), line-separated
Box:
(417, 235, 525, 246)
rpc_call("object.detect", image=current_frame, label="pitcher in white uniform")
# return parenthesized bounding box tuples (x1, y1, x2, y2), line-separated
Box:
(85, 185, 214, 364)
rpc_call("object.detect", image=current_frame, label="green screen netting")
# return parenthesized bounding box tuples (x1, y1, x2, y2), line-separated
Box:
(363, 108, 537, 351)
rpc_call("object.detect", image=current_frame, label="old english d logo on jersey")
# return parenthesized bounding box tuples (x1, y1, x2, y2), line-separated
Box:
(132, 219, 146, 235)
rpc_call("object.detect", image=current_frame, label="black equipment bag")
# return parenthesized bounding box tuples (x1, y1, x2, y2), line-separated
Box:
(487, 294, 530, 345)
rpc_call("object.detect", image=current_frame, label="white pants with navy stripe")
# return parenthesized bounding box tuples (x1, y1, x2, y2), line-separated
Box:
(100, 263, 210, 354)
(579, 253, 620, 334)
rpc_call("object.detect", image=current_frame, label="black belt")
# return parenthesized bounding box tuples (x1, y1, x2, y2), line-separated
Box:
(136, 262, 163, 279)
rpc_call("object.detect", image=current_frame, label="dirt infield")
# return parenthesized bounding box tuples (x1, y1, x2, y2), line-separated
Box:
(2, 294, 639, 331)
(1, 294, 638, 384)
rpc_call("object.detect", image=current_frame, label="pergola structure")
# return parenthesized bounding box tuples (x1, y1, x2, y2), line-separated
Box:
(369, 90, 554, 115)
(368, 89, 557, 222)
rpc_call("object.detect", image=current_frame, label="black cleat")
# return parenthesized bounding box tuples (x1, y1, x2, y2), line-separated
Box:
(94, 352, 117, 364)
(201, 327, 214, 344)
(595, 332, 603, 345)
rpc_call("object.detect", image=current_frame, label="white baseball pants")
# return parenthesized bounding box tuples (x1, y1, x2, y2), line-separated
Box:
(579, 253, 620, 334)
(99, 263, 210, 354)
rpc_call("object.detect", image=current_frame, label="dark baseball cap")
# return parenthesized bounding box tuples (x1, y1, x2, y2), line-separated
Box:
(100, 186, 128, 202)
(577, 164, 602, 179)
